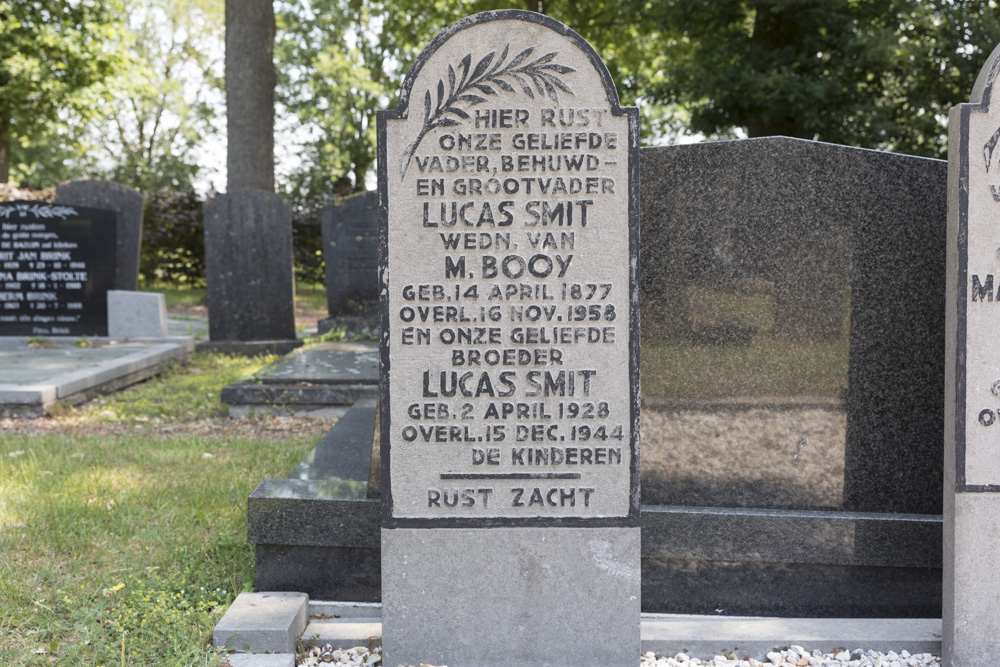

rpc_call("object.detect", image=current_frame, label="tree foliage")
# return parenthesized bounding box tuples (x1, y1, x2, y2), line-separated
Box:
(0, 0, 126, 185)
(273, 0, 667, 208)
(642, 0, 1000, 158)
(94, 0, 224, 192)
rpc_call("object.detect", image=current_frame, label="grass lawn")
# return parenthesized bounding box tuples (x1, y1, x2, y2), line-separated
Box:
(0, 353, 331, 666)
(142, 282, 328, 314)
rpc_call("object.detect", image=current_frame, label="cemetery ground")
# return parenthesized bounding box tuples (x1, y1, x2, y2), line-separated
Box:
(0, 286, 336, 666)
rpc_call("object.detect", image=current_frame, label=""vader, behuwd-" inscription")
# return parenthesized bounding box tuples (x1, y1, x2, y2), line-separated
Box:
(379, 11, 638, 528)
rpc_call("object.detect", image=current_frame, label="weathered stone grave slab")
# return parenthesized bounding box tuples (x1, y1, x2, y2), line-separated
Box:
(379, 10, 639, 665)
(259, 340, 378, 384)
(220, 341, 378, 416)
(203, 190, 296, 343)
(0, 201, 116, 336)
(55, 180, 143, 291)
(945, 42, 1000, 665)
(319, 191, 378, 335)
(0, 336, 194, 417)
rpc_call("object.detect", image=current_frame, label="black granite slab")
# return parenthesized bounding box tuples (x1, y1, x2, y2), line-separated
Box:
(640, 560, 940, 618)
(221, 382, 376, 409)
(320, 192, 378, 316)
(248, 479, 378, 549)
(639, 138, 947, 515)
(290, 397, 377, 481)
(0, 201, 116, 336)
(258, 341, 378, 385)
(55, 180, 143, 291)
(254, 544, 381, 602)
(203, 190, 296, 342)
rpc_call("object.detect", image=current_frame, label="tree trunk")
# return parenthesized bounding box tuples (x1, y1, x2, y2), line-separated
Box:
(225, 0, 275, 192)
(0, 115, 10, 184)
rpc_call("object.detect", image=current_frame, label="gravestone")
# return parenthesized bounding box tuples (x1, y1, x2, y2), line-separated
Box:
(639, 137, 946, 616)
(320, 191, 378, 326)
(55, 180, 143, 291)
(203, 190, 296, 343)
(0, 201, 116, 336)
(378, 9, 640, 666)
(944, 42, 1000, 665)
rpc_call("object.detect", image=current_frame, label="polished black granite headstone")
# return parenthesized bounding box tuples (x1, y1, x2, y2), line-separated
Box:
(639, 138, 946, 516)
(321, 192, 378, 316)
(203, 190, 296, 342)
(290, 397, 376, 481)
(55, 180, 143, 291)
(0, 201, 116, 336)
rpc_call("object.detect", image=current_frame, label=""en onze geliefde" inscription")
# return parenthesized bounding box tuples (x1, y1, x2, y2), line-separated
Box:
(380, 15, 638, 526)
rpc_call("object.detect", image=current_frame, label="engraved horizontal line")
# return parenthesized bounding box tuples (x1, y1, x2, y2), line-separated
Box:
(439, 472, 582, 480)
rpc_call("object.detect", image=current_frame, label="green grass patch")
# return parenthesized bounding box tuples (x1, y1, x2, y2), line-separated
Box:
(0, 351, 312, 664)
(71, 352, 277, 423)
(140, 284, 206, 311)
(294, 281, 327, 312)
(141, 282, 328, 313)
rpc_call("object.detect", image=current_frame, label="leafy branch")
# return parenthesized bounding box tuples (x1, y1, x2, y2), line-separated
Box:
(0, 203, 78, 220)
(400, 44, 576, 178)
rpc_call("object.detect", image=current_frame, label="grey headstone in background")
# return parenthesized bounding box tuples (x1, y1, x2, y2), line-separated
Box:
(944, 41, 1000, 666)
(321, 191, 378, 315)
(55, 180, 143, 291)
(379, 9, 640, 666)
(203, 190, 296, 342)
(107, 290, 168, 338)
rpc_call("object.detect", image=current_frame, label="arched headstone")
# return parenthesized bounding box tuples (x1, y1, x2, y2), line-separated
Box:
(945, 41, 1000, 665)
(378, 10, 640, 665)
(54, 180, 143, 291)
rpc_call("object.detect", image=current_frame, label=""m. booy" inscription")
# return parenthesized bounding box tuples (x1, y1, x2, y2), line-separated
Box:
(379, 13, 638, 526)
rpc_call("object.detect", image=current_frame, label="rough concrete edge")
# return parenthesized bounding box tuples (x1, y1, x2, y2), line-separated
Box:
(0, 340, 192, 415)
(222, 598, 943, 660)
(53, 342, 193, 397)
(214, 592, 308, 654)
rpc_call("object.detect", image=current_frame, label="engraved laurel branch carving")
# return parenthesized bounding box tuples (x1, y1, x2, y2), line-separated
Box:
(400, 44, 576, 179)
(0, 204, 78, 219)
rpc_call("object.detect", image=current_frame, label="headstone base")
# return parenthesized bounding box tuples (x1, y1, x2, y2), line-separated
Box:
(381, 526, 640, 667)
(943, 492, 1000, 666)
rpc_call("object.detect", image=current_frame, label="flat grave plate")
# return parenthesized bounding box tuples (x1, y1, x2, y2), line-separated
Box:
(0, 339, 163, 385)
(257, 341, 378, 385)
(0, 335, 195, 412)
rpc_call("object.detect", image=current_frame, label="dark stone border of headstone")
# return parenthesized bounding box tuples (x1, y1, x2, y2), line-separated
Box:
(54, 180, 143, 291)
(249, 392, 942, 615)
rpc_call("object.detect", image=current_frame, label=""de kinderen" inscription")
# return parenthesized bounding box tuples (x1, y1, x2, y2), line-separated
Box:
(380, 14, 638, 526)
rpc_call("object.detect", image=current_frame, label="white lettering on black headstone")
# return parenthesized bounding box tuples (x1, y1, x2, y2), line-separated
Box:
(0, 201, 116, 336)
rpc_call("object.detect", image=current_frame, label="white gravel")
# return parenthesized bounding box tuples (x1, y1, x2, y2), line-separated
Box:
(640, 647, 940, 667)
(293, 645, 940, 667)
